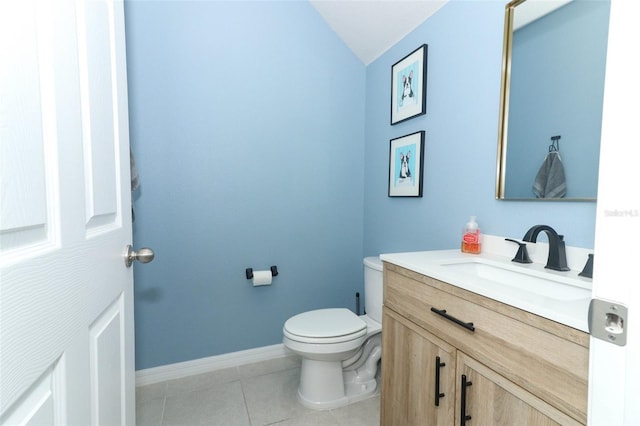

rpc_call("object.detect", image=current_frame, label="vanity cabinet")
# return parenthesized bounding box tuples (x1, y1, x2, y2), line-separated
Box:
(380, 262, 589, 425)
(382, 308, 455, 425)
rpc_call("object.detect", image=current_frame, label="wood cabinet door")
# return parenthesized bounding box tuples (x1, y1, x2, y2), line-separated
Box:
(455, 352, 582, 426)
(381, 308, 456, 426)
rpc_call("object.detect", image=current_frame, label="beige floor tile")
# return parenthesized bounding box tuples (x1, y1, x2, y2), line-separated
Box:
(331, 395, 380, 426)
(266, 410, 339, 426)
(136, 382, 167, 404)
(165, 366, 239, 397)
(242, 367, 311, 425)
(162, 380, 250, 426)
(135, 357, 381, 426)
(238, 355, 301, 379)
(136, 396, 165, 426)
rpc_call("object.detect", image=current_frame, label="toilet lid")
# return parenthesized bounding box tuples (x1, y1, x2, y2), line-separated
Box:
(284, 308, 366, 339)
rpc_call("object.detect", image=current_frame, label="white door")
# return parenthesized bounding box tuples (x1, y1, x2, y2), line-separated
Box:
(0, 0, 137, 424)
(588, 1, 640, 425)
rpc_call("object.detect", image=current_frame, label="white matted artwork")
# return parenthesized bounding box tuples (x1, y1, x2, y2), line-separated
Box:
(388, 131, 425, 197)
(390, 44, 428, 125)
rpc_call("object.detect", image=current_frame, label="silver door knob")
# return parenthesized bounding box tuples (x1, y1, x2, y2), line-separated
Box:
(125, 245, 155, 267)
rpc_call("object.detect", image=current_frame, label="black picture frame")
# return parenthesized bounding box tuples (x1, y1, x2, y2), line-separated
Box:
(390, 44, 428, 125)
(388, 131, 425, 197)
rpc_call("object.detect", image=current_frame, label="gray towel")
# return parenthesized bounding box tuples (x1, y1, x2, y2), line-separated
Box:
(532, 151, 566, 198)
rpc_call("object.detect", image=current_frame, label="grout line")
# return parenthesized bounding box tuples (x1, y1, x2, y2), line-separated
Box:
(159, 381, 168, 425)
(158, 395, 166, 426)
(238, 366, 254, 426)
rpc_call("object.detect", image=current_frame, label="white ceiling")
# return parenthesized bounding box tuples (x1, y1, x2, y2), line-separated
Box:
(309, 0, 448, 65)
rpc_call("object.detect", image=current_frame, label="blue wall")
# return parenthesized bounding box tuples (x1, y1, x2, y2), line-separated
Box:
(362, 0, 597, 257)
(127, 0, 599, 370)
(506, 0, 609, 198)
(125, 0, 366, 370)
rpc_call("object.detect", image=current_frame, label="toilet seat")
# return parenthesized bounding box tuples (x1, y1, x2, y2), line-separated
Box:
(283, 308, 367, 344)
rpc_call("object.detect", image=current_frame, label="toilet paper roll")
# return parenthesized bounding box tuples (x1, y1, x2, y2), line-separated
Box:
(252, 270, 272, 286)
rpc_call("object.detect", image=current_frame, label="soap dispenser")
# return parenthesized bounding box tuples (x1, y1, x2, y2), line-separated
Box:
(461, 216, 481, 254)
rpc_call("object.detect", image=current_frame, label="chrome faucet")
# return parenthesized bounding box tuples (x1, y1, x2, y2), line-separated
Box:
(522, 225, 570, 271)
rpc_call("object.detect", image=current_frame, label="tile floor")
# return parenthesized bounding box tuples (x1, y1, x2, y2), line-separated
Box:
(136, 356, 381, 426)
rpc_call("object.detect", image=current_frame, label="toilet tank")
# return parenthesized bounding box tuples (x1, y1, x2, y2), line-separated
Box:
(363, 256, 383, 323)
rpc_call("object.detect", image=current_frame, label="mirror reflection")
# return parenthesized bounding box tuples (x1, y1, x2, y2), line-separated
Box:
(496, 0, 610, 200)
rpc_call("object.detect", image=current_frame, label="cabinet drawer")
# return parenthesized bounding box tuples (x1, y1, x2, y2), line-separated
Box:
(383, 263, 589, 424)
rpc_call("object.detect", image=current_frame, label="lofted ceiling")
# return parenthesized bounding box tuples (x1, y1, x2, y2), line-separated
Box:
(309, 0, 448, 65)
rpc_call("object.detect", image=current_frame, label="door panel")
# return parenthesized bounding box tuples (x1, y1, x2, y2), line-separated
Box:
(0, 0, 56, 255)
(0, 1, 135, 424)
(90, 295, 125, 426)
(77, 0, 119, 231)
(0, 362, 65, 425)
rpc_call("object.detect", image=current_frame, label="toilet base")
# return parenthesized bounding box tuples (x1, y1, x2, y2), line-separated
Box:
(297, 363, 378, 410)
(296, 338, 381, 410)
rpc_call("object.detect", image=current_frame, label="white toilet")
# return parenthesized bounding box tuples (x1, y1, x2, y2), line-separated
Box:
(282, 256, 383, 410)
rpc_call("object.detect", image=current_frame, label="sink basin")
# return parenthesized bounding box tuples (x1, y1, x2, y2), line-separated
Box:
(440, 259, 591, 302)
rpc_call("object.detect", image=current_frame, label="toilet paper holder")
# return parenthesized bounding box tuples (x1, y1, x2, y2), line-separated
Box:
(245, 265, 278, 280)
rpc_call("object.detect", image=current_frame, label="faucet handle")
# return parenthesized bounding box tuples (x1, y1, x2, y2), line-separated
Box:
(579, 254, 594, 278)
(505, 239, 532, 264)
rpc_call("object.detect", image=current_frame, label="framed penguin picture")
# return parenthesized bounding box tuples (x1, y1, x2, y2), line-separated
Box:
(388, 131, 425, 197)
(390, 44, 428, 125)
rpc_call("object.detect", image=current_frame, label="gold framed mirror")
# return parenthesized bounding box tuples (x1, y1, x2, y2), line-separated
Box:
(496, 0, 610, 200)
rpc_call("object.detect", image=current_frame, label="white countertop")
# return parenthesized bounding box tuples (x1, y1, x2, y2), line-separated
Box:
(380, 247, 592, 332)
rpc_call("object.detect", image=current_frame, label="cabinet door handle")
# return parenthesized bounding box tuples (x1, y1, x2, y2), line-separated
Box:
(460, 374, 473, 426)
(434, 356, 446, 406)
(430, 307, 475, 332)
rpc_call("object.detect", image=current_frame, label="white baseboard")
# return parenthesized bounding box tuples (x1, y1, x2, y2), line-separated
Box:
(135, 343, 291, 386)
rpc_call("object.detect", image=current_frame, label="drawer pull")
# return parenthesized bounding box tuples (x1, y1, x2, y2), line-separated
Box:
(435, 356, 446, 406)
(461, 374, 473, 425)
(430, 307, 476, 332)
